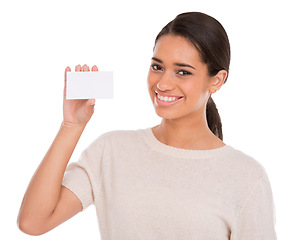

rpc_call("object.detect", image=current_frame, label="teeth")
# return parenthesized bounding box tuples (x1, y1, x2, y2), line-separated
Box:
(157, 94, 178, 102)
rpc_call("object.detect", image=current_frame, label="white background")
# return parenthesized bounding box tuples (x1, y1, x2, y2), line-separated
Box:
(1, 0, 297, 239)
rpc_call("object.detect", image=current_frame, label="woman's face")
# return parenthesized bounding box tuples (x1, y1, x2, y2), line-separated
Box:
(147, 34, 217, 121)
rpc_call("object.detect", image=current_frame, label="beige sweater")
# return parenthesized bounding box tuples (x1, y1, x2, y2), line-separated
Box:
(62, 128, 277, 239)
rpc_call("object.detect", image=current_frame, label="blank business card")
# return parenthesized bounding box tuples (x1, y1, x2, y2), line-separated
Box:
(66, 71, 113, 99)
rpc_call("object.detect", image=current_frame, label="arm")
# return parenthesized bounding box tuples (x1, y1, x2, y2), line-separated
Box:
(17, 64, 98, 235)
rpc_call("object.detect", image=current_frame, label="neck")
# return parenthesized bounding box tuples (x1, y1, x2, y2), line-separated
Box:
(152, 113, 224, 150)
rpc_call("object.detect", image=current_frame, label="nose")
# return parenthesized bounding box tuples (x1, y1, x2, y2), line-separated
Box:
(157, 71, 175, 91)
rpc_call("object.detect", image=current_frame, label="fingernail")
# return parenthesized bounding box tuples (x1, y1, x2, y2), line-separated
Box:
(92, 65, 98, 71)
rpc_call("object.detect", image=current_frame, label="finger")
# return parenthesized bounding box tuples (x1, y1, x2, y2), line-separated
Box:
(64, 66, 71, 97)
(91, 65, 98, 71)
(75, 64, 81, 72)
(82, 64, 90, 71)
(65, 66, 71, 81)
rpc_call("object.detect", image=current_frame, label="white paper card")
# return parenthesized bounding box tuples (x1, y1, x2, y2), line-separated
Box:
(66, 71, 113, 99)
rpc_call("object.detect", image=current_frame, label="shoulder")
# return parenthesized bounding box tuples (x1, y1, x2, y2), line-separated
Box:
(89, 128, 144, 148)
(216, 146, 273, 209)
(78, 129, 143, 164)
(221, 146, 268, 183)
(98, 129, 141, 141)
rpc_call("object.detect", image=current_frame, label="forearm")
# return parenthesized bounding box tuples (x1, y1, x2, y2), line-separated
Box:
(18, 122, 85, 223)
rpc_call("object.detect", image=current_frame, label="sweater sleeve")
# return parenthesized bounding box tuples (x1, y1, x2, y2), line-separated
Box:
(231, 174, 277, 240)
(62, 134, 106, 211)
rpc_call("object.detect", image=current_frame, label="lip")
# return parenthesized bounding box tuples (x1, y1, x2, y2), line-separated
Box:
(154, 90, 184, 107)
(154, 90, 183, 98)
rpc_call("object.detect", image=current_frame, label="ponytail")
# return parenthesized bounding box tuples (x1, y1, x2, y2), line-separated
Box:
(206, 97, 223, 140)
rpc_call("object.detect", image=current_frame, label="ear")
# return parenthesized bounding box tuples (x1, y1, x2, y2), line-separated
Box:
(209, 70, 227, 93)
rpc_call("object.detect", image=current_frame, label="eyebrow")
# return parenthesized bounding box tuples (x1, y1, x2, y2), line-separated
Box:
(151, 57, 196, 70)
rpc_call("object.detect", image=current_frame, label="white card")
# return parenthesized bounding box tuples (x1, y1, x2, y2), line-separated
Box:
(66, 71, 113, 99)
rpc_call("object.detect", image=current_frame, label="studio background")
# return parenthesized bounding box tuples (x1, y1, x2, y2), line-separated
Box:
(1, 0, 297, 239)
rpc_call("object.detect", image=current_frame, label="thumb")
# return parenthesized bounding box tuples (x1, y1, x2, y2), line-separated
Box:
(85, 99, 96, 114)
(87, 98, 96, 106)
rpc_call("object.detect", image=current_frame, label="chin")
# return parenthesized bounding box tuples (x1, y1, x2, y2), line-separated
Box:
(154, 108, 185, 120)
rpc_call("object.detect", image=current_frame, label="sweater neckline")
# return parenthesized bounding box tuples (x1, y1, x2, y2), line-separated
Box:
(137, 127, 232, 159)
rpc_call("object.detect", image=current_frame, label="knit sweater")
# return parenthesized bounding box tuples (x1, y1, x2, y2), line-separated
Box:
(62, 128, 277, 240)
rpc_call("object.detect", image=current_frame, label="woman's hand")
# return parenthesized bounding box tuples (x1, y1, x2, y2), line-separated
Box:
(63, 64, 98, 127)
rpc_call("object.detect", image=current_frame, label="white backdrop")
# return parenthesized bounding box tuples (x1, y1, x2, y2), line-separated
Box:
(1, 0, 297, 239)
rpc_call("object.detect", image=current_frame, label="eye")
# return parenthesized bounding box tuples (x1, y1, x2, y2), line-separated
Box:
(151, 64, 163, 71)
(177, 70, 192, 76)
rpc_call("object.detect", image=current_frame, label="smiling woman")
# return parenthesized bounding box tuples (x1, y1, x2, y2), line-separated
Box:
(17, 12, 277, 240)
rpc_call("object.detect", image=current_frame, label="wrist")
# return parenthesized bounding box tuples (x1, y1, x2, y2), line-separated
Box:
(60, 121, 86, 131)
(57, 122, 86, 147)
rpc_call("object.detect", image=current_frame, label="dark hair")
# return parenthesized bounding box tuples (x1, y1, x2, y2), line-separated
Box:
(155, 12, 230, 140)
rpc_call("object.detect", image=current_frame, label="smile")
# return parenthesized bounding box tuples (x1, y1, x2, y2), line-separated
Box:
(155, 91, 184, 106)
(157, 94, 180, 102)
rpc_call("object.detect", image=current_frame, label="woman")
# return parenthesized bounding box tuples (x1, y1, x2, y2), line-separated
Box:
(17, 12, 277, 239)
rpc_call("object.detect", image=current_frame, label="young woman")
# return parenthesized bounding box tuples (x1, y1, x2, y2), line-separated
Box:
(17, 12, 277, 239)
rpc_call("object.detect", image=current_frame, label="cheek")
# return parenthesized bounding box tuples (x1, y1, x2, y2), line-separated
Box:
(180, 78, 209, 102)
(179, 80, 201, 96)
(147, 71, 156, 99)
(147, 71, 152, 85)
(147, 71, 158, 90)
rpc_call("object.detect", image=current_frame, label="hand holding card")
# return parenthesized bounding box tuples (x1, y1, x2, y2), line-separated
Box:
(63, 64, 104, 127)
